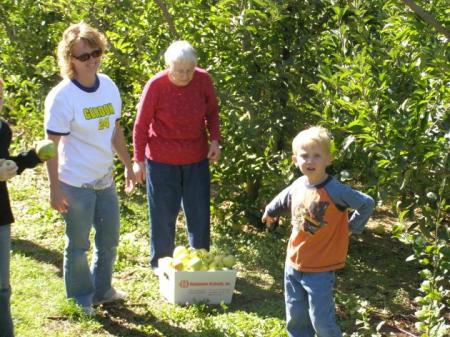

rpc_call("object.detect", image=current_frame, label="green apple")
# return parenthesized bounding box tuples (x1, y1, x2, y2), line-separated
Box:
(202, 252, 214, 264)
(187, 257, 203, 271)
(2, 159, 17, 169)
(213, 255, 224, 264)
(189, 250, 201, 259)
(35, 139, 56, 161)
(372, 224, 385, 235)
(173, 258, 184, 270)
(214, 260, 224, 270)
(222, 255, 236, 269)
(208, 262, 218, 271)
(198, 248, 208, 255)
(173, 245, 188, 258)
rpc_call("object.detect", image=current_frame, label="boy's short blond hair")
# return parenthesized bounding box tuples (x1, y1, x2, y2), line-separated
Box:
(292, 126, 332, 155)
(57, 22, 107, 79)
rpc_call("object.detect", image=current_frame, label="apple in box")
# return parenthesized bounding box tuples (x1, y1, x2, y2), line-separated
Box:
(35, 139, 56, 161)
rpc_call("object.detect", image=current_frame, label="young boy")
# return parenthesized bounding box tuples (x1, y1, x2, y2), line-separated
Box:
(0, 78, 46, 337)
(262, 126, 374, 337)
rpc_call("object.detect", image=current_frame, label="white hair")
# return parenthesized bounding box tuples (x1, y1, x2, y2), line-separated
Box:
(164, 40, 197, 67)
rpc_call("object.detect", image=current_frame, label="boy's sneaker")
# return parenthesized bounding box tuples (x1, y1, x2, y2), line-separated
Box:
(93, 288, 127, 305)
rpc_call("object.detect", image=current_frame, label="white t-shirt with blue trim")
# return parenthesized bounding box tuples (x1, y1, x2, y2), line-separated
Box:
(44, 73, 121, 188)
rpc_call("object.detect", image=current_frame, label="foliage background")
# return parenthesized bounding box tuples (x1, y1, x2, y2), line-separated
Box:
(0, 0, 448, 335)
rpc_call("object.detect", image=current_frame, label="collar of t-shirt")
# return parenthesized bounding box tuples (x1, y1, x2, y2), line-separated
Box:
(71, 74, 100, 93)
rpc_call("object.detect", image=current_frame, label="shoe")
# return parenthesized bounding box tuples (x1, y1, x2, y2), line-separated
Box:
(82, 305, 95, 317)
(93, 288, 127, 305)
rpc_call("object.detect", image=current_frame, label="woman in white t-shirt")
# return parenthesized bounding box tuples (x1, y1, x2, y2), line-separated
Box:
(44, 22, 136, 316)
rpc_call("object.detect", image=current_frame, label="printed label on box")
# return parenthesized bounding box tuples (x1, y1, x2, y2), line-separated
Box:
(159, 269, 237, 305)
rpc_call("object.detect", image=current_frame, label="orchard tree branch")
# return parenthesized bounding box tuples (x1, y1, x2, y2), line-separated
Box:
(153, 0, 179, 39)
(402, 0, 450, 39)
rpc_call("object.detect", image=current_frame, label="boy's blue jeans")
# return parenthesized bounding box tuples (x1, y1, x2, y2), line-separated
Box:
(60, 182, 120, 307)
(145, 159, 210, 268)
(285, 264, 342, 337)
(0, 225, 14, 337)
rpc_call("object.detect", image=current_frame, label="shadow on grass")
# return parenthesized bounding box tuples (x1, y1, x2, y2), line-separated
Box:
(230, 276, 285, 319)
(11, 238, 63, 277)
(342, 230, 420, 306)
(336, 230, 420, 331)
(96, 302, 229, 337)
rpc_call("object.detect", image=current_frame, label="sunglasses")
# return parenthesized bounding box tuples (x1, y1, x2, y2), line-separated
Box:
(71, 49, 103, 62)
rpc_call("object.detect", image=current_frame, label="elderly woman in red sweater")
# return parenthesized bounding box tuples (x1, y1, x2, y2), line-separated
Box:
(133, 41, 221, 270)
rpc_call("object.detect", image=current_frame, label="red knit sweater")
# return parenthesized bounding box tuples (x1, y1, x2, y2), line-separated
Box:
(133, 68, 220, 165)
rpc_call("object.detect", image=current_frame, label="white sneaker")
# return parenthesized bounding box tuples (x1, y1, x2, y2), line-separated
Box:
(82, 306, 95, 317)
(93, 288, 127, 305)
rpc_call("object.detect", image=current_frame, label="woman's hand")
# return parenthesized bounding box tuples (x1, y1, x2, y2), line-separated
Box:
(49, 184, 68, 213)
(207, 140, 221, 163)
(133, 161, 146, 184)
(124, 166, 137, 194)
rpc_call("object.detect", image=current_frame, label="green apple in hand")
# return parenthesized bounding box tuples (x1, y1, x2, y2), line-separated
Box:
(35, 139, 56, 161)
(0, 159, 18, 180)
(2, 159, 17, 169)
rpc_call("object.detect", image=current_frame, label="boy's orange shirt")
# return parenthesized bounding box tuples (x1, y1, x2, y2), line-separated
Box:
(287, 181, 349, 272)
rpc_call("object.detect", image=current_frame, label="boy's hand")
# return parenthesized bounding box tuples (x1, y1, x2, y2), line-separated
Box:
(124, 166, 137, 194)
(262, 211, 278, 231)
(0, 159, 18, 181)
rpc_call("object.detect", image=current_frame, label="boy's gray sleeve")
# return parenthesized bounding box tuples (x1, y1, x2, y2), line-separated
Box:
(327, 180, 375, 234)
(264, 184, 292, 217)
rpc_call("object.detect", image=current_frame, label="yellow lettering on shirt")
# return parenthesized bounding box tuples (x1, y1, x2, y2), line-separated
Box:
(98, 117, 110, 130)
(83, 103, 114, 120)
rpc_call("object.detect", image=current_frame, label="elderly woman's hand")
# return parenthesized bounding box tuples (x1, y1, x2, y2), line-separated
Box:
(207, 140, 221, 163)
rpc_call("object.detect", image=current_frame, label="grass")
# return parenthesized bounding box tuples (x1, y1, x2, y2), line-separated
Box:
(7, 166, 420, 336)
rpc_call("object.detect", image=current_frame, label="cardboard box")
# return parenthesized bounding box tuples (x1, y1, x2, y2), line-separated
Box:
(159, 268, 237, 305)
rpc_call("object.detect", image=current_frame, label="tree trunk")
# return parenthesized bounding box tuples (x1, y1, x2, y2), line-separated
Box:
(154, 0, 179, 39)
(402, 0, 450, 39)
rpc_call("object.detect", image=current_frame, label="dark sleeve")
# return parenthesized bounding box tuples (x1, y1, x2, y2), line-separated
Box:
(326, 178, 375, 234)
(9, 150, 42, 175)
(264, 184, 293, 217)
(1, 120, 42, 174)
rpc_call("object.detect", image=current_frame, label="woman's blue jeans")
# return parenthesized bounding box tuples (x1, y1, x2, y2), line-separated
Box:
(145, 159, 210, 268)
(60, 182, 120, 307)
(285, 264, 342, 337)
(0, 225, 14, 337)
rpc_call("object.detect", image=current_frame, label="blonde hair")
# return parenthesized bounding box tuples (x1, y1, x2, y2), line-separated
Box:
(164, 40, 197, 67)
(57, 22, 107, 79)
(292, 126, 332, 155)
